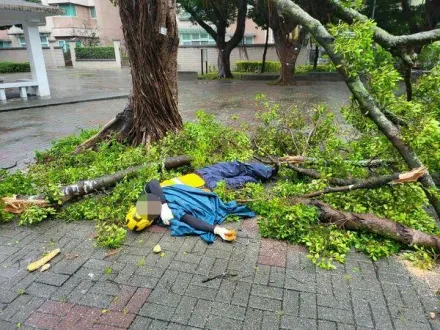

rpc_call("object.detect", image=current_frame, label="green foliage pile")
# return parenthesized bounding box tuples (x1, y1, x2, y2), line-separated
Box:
(0, 62, 30, 74)
(76, 47, 116, 60)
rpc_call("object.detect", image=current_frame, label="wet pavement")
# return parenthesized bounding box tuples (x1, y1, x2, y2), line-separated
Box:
(0, 70, 351, 168)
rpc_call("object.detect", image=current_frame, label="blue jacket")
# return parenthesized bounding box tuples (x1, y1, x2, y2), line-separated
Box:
(162, 184, 255, 243)
(196, 161, 275, 189)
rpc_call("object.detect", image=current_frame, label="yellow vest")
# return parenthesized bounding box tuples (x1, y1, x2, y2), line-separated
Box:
(160, 173, 205, 188)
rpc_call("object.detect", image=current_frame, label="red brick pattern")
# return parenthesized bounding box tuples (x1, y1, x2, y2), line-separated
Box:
(108, 286, 137, 312)
(26, 286, 147, 330)
(241, 219, 259, 233)
(125, 288, 151, 314)
(258, 238, 288, 267)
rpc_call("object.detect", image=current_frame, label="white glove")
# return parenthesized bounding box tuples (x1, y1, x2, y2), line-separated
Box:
(160, 203, 173, 226)
(214, 226, 237, 242)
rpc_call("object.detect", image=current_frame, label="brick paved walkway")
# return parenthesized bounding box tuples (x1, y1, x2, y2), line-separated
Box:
(1, 218, 439, 330)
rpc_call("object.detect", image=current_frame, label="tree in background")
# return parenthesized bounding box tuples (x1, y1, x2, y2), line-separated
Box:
(178, 0, 247, 78)
(75, 0, 182, 152)
(247, 1, 270, 73)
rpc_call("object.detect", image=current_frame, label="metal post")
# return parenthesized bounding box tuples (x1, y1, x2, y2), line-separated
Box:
(201, 49, 204, 75)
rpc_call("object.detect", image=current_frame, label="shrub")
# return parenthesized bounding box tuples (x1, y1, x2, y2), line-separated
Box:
(235, 61, 280, 72)
(0, 62, 31, 73)
(76, 47, 115, 60)
(234, 61, 335, 73)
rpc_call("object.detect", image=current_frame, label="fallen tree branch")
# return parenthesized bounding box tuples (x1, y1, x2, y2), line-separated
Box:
(285, 163, 360, 186)
(278, 155, 396, 167)
(294, 198, 440, 251)
(327, 0, 440, 51)
(275, 0, 440, 219)
(2, 156, 193, 214)
(302, 167, 426, 198)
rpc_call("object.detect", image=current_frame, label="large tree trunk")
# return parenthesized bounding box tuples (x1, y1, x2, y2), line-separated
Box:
(218, 45, 233, 78)
(274, 37, 301, 85)
(118, 0, 182, 145)
(261, 29, 270, 73)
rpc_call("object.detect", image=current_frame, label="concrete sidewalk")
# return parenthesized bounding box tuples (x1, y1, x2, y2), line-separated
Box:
(0, 218, 439, 329)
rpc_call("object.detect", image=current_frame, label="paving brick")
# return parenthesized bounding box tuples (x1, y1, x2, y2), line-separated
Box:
(26, 311, 62, 329)
(79, 292, 114, 309)
(206, 314, 243, 330)
(317, 294, 351, 310)
(36, 272, 70, 287)
(52, 257, 88, 275)
(51, 276, 81, 302)
(108, 285, 137, 312)
(231, 281, 251, 307)
(261, 310, 280, 329)
(248, 294, 282, 312)
(318, 319, 337, 330)
(252, 283, 283, 300)
(90, 281, 121, 296)
(192, 274, 222, 289)
(130, 315, 152, 330)
(9, 296, 45, 324)
(283, 289, 300, 315)
(168, 260, 198, 273)
(98, 311, 136, 328)
(147, 288, 182, 308)
(126, 288, 151, 314)
(242, 307, 263, 330)
(300, 292, 317, 319)
(281, 315, 317, 329)
(139, 303, 175, 321)
(171, 296, 197, 325)
(215, 279, 236, 303)
(388, 304, 429, 324)
(0, 290, 19, 304)
(318, 306, 354, 325)
(285, 269, 316, 293)
(210, 302, 246, 321)
(0, 294, 32, 320)
(185, 285, 218, 301)
(37, 300, 74, 316)
(166, 323, 190, 330)
(205, 248, 232, 260)
(254, 264, 271, 285)
(127, 274, 159, 288)
(269, 266, 286, 288)
(188, 299, 212, 328)
(393, 319, 431, 330)
(193, 256, 214, 276)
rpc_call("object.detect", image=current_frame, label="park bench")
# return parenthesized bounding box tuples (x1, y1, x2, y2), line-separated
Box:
(0, 79, 38, 102)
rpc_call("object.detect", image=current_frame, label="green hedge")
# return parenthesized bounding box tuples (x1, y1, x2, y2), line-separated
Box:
(235, 60, 336, 73)
(235, 61, 280, 73)
(76, 46, 115, 60)
(0, 62, 31, 73)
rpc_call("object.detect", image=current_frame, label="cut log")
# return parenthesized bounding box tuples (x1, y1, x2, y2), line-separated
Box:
(2, 156, 193, 214)
(294, 198, 440, 251)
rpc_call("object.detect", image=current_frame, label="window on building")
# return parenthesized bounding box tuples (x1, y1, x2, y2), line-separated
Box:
(180, 32, 215, 45)
(0, 41, 11, 48)
(58, 40, 68, 52)
(59, 3, 77, 17)
(40, 35, 49, 47)
(240, 36, 254, 45)
(19, 35, 49, 48)
(18, 36, 26, 47)
(89, 6, 97, 18)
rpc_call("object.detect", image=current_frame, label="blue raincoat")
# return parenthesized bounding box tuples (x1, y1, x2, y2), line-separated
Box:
(162, 184, 255, 243)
